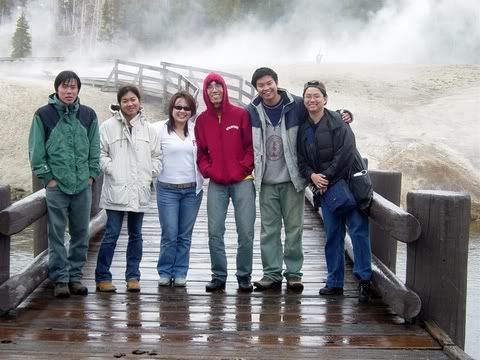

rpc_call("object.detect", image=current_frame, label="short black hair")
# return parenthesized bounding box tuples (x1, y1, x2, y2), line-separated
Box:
(117, 85, 141, 104)
(251, 67, 278, 88)
(54, 70, 81, 93)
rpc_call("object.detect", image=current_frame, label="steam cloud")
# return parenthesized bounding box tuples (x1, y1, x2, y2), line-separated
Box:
(0, 0, 479, 66)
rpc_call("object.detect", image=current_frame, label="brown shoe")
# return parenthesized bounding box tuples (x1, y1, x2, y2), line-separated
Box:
(126, 279, 140, 292)
(96, 281, 117, 292)
(286, 276, 304, 291)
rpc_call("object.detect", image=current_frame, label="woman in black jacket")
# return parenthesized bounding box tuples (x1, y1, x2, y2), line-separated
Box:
(297, 80, 372, 303)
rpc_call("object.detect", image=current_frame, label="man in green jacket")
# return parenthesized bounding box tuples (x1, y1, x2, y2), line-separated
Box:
(29, 70, 100, 297)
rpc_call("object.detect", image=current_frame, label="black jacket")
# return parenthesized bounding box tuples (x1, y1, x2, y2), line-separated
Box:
(297, 109, 357, 184)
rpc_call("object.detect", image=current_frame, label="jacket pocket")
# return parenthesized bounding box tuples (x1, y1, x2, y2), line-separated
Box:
(138, 184, 151, 206)
(104, 183, 129, 206)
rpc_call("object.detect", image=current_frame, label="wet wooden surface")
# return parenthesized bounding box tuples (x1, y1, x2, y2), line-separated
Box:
(0, 189, 449, 359)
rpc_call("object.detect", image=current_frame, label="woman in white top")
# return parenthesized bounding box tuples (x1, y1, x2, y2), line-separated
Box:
(96, 85, 161, 293)
(154, 91, 203, 287)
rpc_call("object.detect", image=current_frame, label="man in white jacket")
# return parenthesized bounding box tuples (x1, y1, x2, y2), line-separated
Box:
(95, 86, 161, 293)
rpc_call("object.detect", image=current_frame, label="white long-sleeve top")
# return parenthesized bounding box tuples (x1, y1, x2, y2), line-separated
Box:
(152, 119, 204, 194)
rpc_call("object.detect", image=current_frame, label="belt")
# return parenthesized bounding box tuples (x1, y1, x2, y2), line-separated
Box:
(158, 181, 196, 189)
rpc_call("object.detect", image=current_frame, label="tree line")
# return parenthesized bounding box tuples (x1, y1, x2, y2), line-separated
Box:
(5, 0, 384, 58)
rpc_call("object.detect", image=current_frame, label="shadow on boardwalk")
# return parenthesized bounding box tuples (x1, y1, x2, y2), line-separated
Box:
(0, 187, 447, 359)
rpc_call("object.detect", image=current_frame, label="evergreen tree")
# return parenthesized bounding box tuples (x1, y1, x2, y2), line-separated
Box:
(11, 12, 32, 58)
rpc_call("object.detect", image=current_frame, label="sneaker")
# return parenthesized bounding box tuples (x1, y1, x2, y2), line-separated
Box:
(205, 279, 226, 292)
(173, 278, 187, 287)
(158, 277, 172, 287)
(69, 281, 88, 295)
(126, 279, 140, 292)
(358, 280, 370, 303)
(237, 277, 253, 292)
(319, 286, 343, 295)
(54, 282, 70, 298)
(253, 276, 282, 290)
(286, 276, 304, 291)
(96, 281, 117, 292)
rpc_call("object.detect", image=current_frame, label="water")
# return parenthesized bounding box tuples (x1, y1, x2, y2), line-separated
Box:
(8, 226, 480, 358)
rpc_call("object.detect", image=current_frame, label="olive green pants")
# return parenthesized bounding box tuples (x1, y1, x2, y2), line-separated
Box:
(259, 182, 304, 282)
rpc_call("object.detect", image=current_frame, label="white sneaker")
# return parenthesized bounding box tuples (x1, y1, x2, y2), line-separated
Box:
(158, 277, 171, 287)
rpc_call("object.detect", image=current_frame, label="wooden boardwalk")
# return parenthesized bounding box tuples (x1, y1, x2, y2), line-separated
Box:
(0, 188, 448, 359)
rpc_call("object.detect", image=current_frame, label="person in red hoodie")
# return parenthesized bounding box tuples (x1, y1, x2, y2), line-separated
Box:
(195, 73, 255, 293)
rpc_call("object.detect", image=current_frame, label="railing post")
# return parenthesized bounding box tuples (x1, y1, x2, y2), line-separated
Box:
(369, 170, 401, 272)
(406, 190, 470, 348)
(90, 174, 103, 218)
(114, 59, 119, 90)
(161, 63, 168, 101)
(0, 184, 11, 283)
(32, 176, 48, 257)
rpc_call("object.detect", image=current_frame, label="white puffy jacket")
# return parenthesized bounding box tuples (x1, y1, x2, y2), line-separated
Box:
(99, 107, 161, 212)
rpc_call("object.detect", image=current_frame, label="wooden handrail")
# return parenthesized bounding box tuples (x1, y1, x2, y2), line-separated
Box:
(0, 189, 46, 236)
(160, 61, 255, 105)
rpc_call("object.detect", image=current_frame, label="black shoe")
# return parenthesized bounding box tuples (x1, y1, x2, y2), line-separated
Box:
(54, 282, 70, 298)
(237, 277, 253, 293)
(319, 286, 343, 295)
(69, 281, 88, 295)
(253, 276, 282, 290)
(358, 280, 370, 303)
(205, 279, 226, 292)
(286, 276, 304, 291)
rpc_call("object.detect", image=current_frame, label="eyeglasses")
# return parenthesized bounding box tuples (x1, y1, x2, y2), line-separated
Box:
(207, 82, 223, 91)
(173, 105, 192, 112)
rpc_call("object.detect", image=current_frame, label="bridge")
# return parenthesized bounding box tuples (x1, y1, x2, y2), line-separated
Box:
(0, 60, 474, 359)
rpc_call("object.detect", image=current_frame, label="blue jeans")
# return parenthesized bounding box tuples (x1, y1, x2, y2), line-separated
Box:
(46, 185, 92, 283)
(207, 179, 255, 282)
(156, 183, 203, 280)
(321, 205, 372, 288)
(95, 210, 144, 282)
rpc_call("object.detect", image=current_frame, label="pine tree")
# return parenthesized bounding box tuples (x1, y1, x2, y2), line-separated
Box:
(11, 12, 32, 58)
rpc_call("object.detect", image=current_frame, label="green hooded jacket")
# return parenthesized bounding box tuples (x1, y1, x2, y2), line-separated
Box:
(28, 94, 101, 194)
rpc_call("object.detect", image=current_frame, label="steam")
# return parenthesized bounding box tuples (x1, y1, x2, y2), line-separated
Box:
(0, 0, 479, 68)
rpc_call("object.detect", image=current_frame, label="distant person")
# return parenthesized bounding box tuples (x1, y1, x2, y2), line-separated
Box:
(153, 91, 203, 287)
(95, 85, 161, 293)
(246, 67, 352, 291)
(195, 73, 255, 293)
(297, 80, 372, 303)
(28, 70, 100, 297)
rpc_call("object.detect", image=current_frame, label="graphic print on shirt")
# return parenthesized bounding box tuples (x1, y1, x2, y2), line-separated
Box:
(266, 134, 283, 161)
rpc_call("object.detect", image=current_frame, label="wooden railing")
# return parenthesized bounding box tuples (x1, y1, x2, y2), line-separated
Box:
(160, 61, 256, 106)
(102, 59, 199, 101)
(0, 176, 106, 314)
(305, 169, 470, 351)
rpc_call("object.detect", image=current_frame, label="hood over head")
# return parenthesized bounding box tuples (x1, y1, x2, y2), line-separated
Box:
(202, 72, 230, 113)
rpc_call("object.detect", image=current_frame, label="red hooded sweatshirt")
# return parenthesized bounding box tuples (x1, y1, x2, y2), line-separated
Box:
(195, 73, 254, 185)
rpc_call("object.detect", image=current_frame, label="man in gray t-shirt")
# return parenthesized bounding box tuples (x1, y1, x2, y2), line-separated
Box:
(246, 67, 352, 291)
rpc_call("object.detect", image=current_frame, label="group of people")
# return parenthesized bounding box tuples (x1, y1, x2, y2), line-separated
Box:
(28, 67, 373, 303)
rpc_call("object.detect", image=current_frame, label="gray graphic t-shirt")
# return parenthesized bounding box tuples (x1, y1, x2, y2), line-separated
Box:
(262, 112, 291, 185)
